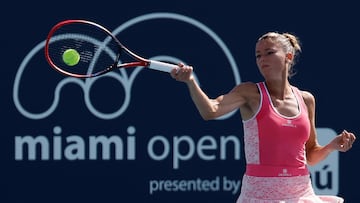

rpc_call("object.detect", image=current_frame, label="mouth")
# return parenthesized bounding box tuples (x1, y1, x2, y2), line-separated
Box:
(261, 64, 269, 69)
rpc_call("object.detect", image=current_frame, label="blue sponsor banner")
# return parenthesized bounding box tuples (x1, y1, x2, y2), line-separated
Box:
(3, 1, 359, 202)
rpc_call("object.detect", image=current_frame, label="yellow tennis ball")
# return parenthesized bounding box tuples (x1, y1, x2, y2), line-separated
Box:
(62, 49, 80, 66)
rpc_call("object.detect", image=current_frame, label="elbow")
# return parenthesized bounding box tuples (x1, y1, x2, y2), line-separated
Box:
(200, 111, 217, 121)
(201, 114, 214, 121)
(306, 160, 316, 166)
(306, 152, 321, 166)
(198, 102, 221, 120)
(305, 153, 316, 166)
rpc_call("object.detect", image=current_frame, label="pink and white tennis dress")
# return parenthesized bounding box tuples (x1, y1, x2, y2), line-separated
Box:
(236, 82, 343, 203)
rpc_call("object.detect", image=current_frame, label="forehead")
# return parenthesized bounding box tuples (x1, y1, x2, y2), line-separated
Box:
(256, 38, 280, 51)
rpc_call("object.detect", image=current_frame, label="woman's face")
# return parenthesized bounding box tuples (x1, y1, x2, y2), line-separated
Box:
(255, 38, 288, 80)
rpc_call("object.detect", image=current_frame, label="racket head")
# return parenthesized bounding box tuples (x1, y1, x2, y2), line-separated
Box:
(45, 20, 148, 78)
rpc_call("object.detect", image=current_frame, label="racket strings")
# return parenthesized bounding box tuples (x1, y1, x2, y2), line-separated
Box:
(46, 22, 121, 77)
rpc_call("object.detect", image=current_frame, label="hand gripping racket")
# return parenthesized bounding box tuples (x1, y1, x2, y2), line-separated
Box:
(45, 19, 178, 78)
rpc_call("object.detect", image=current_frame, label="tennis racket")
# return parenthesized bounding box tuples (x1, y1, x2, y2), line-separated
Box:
(45, 19, 179, 78)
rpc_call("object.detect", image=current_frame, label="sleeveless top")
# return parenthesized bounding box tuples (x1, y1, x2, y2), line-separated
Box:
(243, 82, 311, 177)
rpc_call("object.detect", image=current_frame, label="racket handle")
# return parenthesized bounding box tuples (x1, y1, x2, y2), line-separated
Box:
(148, 60, 179, 73)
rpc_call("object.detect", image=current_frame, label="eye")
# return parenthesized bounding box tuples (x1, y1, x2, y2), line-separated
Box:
(266, 51, 275, 55)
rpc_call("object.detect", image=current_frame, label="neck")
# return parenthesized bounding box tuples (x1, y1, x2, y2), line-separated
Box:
(264, 79, 292, 100)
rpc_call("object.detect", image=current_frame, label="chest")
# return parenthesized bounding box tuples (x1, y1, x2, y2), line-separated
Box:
(270, 96, 299, 117)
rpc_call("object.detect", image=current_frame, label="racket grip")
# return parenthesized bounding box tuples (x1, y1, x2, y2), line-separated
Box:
(148, 60, 179, 73)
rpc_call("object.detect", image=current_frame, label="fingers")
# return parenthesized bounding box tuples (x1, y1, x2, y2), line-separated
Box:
(171, 63, 193, 81)
(339, 130, 356, 151)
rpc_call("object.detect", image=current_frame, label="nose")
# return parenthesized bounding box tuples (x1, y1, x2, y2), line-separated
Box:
(257, 57, 264, 66)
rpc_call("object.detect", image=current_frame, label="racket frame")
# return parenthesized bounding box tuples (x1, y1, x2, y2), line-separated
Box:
(45, 19, 177, 78)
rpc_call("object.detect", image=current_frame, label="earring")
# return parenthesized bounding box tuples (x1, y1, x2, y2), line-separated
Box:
(286, 53, 293, 60)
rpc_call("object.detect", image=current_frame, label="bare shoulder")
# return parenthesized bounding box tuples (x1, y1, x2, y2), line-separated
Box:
(231, 81, 258, 93)
(298, 89, 315, 107)
(232, 82, 260, 103)
(231, 82, 260, 119)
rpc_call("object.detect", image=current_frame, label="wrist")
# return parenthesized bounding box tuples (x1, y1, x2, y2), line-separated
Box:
(185, 76, 196, 86)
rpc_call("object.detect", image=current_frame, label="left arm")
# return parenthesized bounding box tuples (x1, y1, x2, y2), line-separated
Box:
(303, 91, 356, 166)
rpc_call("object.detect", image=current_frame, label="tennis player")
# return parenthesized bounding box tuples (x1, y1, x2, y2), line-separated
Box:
(170, 31, 356, 202)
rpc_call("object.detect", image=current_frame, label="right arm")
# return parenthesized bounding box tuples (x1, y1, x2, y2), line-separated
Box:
(171, 64, 255, 120)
